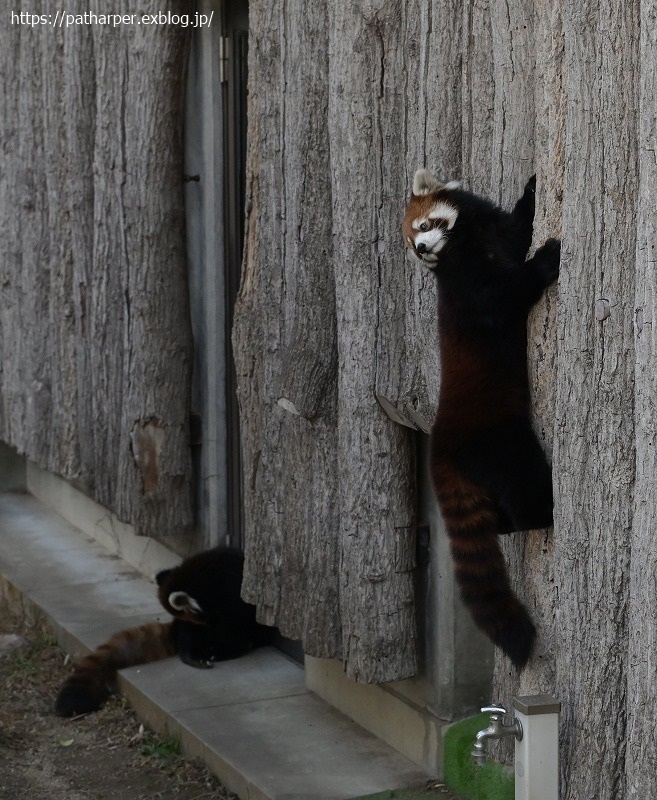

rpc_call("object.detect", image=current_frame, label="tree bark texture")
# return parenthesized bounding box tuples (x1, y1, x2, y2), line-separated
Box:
(0, 1, 193, 543)
(238, 0, 657, 792)
(626, 5, 657, 798)
(233, 0, 344, 661)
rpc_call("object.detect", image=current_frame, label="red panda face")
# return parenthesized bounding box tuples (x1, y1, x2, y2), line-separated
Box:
(402, 169, 459, 267)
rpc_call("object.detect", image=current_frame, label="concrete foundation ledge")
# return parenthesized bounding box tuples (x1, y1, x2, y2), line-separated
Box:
(0, 490, 431, 800)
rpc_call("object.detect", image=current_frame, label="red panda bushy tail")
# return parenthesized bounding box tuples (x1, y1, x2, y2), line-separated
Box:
(436, 472, 536, 669)
(55, 621, 176, 717)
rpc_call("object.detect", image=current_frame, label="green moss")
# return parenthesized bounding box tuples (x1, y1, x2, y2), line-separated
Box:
(351, 787, 448, 800)
(443, 714, 514, 800)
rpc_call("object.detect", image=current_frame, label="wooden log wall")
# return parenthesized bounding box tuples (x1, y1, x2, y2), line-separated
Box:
(5, 1, 657, 793)
(238, 0, 657, 796)
(0, 1, 193, 544)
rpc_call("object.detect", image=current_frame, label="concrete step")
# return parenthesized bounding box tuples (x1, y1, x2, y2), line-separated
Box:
(0, 491, 430, 800)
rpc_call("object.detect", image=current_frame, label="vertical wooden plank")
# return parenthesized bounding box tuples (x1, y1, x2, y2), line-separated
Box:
(0, 13, 29, 446)
(39, 0, 80, 479)
(327, 0, 417, 682)
(462, 0, 535, 199)
(80, 0, 193, 540)
(387, 0, 463, 430)
(626, 1, 657, 794)
(275, 0, 341, 653)
(461, 0, 494, 195)
(495, 0, 566, 717)
(551, 0, 638, 796)
(421, 0, 464, 176)
(63, 9, 96, 488)
(87, 11, 129, 513)
(15, 8, 51, 464)
(118, 4, 193, 541)
(488, 0, 536, 197)
(278, 0, 336, 422)
(373, 1, 431, 420)
(234, 0, 343, 655)
(233, 0, 286, 626)
(458, 0, 542, 716)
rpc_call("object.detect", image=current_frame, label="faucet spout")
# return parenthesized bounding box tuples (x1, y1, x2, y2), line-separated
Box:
(471, 705, 523, 766)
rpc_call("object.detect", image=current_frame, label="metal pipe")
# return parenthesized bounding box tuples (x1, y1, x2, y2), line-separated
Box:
(513, 695, 560, 800)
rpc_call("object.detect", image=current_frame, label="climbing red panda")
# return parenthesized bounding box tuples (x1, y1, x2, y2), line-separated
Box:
(55, 547, 274, 716)
(402, 169, 560, 668)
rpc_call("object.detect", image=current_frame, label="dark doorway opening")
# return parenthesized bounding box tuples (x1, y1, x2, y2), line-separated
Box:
(222, 0, 249, 548)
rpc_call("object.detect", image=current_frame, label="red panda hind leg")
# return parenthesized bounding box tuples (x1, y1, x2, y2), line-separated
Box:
(452, 421, 554, 534)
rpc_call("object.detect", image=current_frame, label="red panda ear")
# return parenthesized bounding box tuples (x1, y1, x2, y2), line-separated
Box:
(155, 568, 172, 586)
(168, 591, 202, 614)
(413, 168, 443, 196)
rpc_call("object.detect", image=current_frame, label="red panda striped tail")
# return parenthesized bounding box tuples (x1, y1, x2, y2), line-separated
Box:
(55, 621, 176, 717)
(438, 476, 536, 669)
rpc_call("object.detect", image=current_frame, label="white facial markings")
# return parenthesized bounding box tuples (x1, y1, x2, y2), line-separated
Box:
(428, 202, 458, 230)
(415, 227, 447, 256)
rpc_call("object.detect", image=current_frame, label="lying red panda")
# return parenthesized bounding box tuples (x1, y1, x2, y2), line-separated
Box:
(55, 547, 274, 716)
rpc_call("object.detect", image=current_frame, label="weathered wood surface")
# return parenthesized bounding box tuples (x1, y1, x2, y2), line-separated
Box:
(489, 3, 643, 799)
(328, 0, 417, 681)
(238, 0, 657, 793)
(491, 0, 566, 763)
(626, 6, 657, 797)
(236, 0, 420, 680)
(0, 1, 193, 543)
(234, 0, 343, 658)
(549, 4, 638, 797)
(5, 0, 656, 788)
(235, 0, 555, 685)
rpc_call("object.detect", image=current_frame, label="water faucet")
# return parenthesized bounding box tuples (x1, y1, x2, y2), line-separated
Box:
(472, 705, 523, 766)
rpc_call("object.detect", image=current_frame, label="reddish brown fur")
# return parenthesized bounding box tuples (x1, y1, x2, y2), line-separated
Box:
(55, 622, 175, 716)
(401, 194, 444, 242)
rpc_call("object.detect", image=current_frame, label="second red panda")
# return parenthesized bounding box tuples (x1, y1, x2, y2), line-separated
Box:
(55, 547, 274, 716)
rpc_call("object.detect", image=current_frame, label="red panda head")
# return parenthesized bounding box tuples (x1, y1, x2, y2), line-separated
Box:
(402, 169, 460, 267)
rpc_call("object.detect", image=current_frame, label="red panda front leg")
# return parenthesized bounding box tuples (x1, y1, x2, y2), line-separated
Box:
(511, 174, 536, 261)
(517, 238, 561, 307)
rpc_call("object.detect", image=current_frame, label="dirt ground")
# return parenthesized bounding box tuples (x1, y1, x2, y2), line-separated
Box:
(0, 612, 459, 800)
(0, 617, 237, 800)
